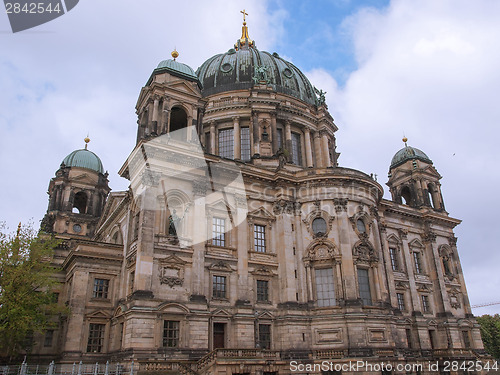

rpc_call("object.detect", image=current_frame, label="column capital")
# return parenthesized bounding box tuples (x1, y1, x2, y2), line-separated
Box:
(232, 116, 240, 122)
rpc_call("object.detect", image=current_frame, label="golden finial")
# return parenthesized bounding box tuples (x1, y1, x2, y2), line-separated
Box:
(240, 9, 248, 24)
(171, 48, 179, 61)
(84, 136, 90, 150)
(402, 136, 408, 147)
(235, 9, 254, 50)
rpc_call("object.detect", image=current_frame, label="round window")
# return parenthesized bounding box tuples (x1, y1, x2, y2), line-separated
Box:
(283, 68, 294, 78)
(73, 223, 82, 233)
(221, 63, 233, 73)
(312, 217, 327, 236)
(356, 219, 366, 233)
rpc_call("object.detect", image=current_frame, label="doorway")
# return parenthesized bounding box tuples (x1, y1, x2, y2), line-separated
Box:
(213, 323, 225, 349)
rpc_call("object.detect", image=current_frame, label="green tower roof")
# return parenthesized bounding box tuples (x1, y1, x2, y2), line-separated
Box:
(62, 149, 104, 174)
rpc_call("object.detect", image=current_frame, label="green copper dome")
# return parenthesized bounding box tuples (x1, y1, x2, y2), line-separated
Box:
(155, 59, 199, 82)
(390, 146, 432, 169)
(62, 149, 104, 174)
(196, 47, 317, 105)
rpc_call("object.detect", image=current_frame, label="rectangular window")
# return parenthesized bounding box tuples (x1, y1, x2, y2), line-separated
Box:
(218, 128, 234, 159)
(291, 132, 302, 165)
(93, 278, 110, 299)
(406, 328, 413, 349)
(413, 252, 423, 274)
(357, 268, 372, 305)
(429, 329, 437, 349)
(421, 295, 431, 313)
(205, 132, 211, 152)
(256, 280, 269, 302)
(86, 323, 105, 353)
(163, 320, 179, 348)
(462, 330, 471, 348)
(44, 330, 54, 347)
(241, 127, 251, 161)
(389, 248, 399, 271)
(212, 217, 226, 247)
(277, 128, 283, 149)
(397, 293, 406, 311)
(212, 275, 227, 299)
(315, 268, 336, 307)
(259, 324, 271, 349)
(254, 224, 266, 253)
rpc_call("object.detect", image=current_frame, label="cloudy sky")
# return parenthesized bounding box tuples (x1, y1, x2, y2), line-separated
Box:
(1, 0, 499, 315)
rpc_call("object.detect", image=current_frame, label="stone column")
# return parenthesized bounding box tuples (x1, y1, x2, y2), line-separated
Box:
(191, 183, 207, 297)
(313, 132, 322, 168)
(321, 131, 331, 167)
(270, 113, 278, 154)
(152, 96, 159, 134)
(252, 111, 260, 156)
(285, 121, 292, 161)
(209, 121, 216, 154)
(380, 228, 398, 308)
(425, 233, 453, 314)
(400, 231, 421, 313)
(233, 116, 241, 160)
(187, 115, 194, 142)
(304, 128, 313, 168)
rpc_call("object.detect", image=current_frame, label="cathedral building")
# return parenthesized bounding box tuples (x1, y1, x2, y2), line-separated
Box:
(33, 15, 486, 375)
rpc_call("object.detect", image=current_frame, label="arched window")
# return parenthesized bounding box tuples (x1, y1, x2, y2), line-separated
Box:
(312, 217, 327, 237)
(356, 219, 366, 233)
(73, 191, 87, 214)
(427, 183, 438, 209)
(169, 107, 188, 140)
(400, 186, 413, 206)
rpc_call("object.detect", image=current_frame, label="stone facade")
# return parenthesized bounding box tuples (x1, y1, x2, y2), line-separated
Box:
(30, 22, 490, 375)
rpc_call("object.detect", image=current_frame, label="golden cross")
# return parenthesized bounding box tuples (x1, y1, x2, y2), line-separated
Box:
(240, 9, 248, 23)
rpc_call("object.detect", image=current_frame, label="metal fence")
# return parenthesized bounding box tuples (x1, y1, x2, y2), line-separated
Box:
(0, 361, 135, 375)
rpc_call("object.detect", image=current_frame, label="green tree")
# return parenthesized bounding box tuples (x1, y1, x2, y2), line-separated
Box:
(476, 314, 500, 359)
(0, 222, 65, 359)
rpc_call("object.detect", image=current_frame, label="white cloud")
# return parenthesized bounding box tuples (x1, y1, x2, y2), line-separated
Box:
(307, 0, 500, 314)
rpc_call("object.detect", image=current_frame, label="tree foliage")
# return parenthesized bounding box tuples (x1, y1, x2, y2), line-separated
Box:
(0, 222, 65, 359)
(477, 314, 500, 359)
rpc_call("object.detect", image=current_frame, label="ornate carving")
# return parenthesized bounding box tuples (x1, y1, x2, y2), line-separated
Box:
(352, 241, 378, 264)
(253, 65, 270, 84)
(234, 194, 247, 208)
(395, 281, 409, 290)
(141, 170, 161, 187)
(448, 235, 458, 247)
(159, 255, 186, 287)
(192, 180, 208, 196)
(273, 199, 302, 216)
(448, 288, 461, 309)
(314, 87, 327, 106)
(397, 228, 408, 240)
(333, 198, 348, 213)
(423, 231, 437, 243)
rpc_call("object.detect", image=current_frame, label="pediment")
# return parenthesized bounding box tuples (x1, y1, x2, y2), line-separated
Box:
(86, 310, 112, 319)
(386, 233, 401, 244)
(113, 304, 126, 317)
(258, 311, 274, 320)
(409, 238, 424, 249)
(211, 308, 232, 317)
(248, 207, 276, 221)
(166, 79, 202, 97)
(160, 254, 187, 266)
(157, 302, 190, 314)
(71, 172, 98, 185)
(207, 260, 233, 272)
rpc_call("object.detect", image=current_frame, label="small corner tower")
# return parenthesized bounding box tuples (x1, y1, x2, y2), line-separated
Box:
(41, 137, 110, 237)
(135, 49, 204, 145)
(387, 137, 445, 211)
